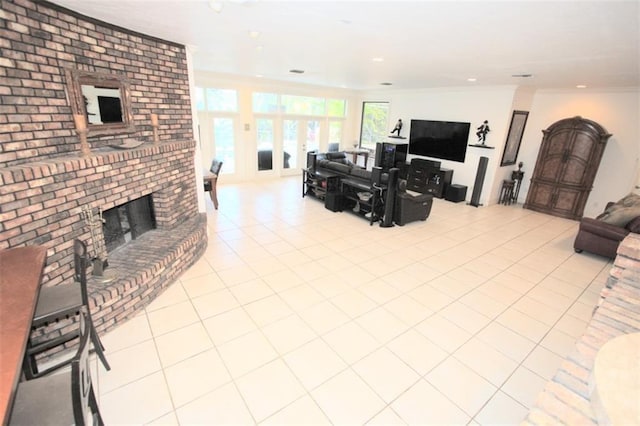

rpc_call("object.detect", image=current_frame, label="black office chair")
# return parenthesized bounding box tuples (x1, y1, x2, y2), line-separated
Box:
(23, 239, 110, 379)
(10, 310, 104, 425)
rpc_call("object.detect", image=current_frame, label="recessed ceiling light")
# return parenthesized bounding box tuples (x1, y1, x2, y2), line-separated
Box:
(255, 45, 263, 51)
(289, 69, 305, 74)
(372, 57, 384, 62)
(255, 74, 263, 78)
(576, 84, 587, 89)
(248, 30, 260, 38)
(380, 82, 392, 86)
(467, 77, 477, 82)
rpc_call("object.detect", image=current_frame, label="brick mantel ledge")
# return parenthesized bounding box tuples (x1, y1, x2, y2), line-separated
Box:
(0, 140, 196, 187)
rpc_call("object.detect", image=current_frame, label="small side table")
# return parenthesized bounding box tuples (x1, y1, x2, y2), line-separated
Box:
(500, 180, 515, 205)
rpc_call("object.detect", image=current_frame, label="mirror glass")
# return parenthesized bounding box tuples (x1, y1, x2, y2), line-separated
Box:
(81, 84, 124, 125)
(66, 69, 134, 136)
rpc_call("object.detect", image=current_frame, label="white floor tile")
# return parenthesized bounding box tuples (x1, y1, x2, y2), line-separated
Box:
(146, 300, 200, 336)
(96, 178, 606, 425)
(501, 366, 547, 408)
(100, 371, 174, 425)
(98, 339, 162, 394)
(311, 368, 386, 425)
(202, 306, 257, 345)
(454, 337, 519, 386)
(175, 382, 254, 425)
(352, 347, 420, 403)
(391, 379, 470, 425)
(262, 313, 317, 354)
(100, 313, 152, 353)
(426, 356, 497, 416)
(415, 314, 472, 353)
(474, 390, 529, 425)
(216, 329, 278, 378)
(154, 322, 214, 368)
(323, 321, 380, 365)
(163, 348, 231, 408)
(284, 337, 347, 390)
(260, 395, 331, 425)
(235, 359, 305, 422)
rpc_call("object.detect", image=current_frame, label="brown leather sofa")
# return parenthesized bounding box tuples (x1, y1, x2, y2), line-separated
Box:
(574, 202, 640, 259)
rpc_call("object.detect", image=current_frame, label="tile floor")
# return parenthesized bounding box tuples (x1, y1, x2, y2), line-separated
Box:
(94, 177, 611, 425)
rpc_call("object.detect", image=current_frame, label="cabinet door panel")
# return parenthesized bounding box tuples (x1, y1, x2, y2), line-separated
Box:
(571, 132, 597, 163)
(552, 187, 584, 219)
(526, 181, 554, 209)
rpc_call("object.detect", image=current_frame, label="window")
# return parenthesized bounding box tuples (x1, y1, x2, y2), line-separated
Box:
(205, 88, 238, 112)
(213, 118, 235, 173)
(328, 121, 343, 145)
(281, 95, 325, 115)
(195, 87, 205, 111)
(253, 93, 279, 113)
(327, 99, 346, 117)
(360, 102, 389, 150)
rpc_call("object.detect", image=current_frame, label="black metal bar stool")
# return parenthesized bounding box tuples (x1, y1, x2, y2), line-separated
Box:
(10, 310, 104, 425)
(23, 239, 110, 379)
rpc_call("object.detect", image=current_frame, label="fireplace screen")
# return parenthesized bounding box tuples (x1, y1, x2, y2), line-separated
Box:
(102, 195, 156, 252)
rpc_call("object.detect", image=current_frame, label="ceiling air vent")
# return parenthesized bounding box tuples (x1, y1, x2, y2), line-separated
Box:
(289, 69, 305, 74)
(512, 74, 533, 78)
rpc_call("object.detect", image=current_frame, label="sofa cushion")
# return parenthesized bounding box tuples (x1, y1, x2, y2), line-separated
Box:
(323, 161, 352, 175)
(597, 193, 640, 227)
(325, 152, 351, 164)
(627, 216, 640, 233)
(349, 167, 371, 180)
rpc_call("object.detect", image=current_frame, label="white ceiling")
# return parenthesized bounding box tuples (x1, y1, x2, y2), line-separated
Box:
(50, 0, 640, 91)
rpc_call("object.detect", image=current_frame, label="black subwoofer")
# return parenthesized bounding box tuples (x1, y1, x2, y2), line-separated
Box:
(324, 193, 344, 212)
(445, 184, 467, 203)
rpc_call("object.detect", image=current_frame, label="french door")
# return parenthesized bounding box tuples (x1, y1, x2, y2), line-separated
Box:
(255, 118, 322, 177)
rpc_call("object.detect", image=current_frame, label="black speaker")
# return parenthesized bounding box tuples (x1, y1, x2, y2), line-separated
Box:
(445, 184, 467, 203)
(306, 151, 317, 170)
(469, 156, 488, 207)
(381, 168, 398, 227)
(324, 193, 343, 212)
(374, 143, 383, 168)
(372, 166, 383, 186)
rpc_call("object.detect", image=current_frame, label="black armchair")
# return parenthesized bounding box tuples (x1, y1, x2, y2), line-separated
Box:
(394, 180, 434, 226)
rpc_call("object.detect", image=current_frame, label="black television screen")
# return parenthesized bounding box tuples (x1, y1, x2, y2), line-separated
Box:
(409, 119, 470, 163)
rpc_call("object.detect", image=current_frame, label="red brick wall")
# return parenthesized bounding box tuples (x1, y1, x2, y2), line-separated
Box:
(1, 0, 193, 165)
(0, 0, 202, 290)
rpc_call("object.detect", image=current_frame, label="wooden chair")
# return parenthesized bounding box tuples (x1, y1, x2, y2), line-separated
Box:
(10, 310, 104, 425)
(23, 239, 110, 379)
(203, 159, 223, 210)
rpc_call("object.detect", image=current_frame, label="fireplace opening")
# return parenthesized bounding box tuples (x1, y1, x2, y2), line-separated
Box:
(102, 194, 156, 252)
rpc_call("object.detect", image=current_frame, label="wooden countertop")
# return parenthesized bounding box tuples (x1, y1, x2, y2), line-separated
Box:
(0, 246, 47, 425)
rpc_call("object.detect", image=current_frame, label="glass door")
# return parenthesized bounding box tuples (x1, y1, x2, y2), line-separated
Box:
(281, 119, 299, 176)
(256, 118, 275, 173)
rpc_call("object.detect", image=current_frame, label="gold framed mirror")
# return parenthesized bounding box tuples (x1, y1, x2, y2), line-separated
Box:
(65, 69, 135, 137)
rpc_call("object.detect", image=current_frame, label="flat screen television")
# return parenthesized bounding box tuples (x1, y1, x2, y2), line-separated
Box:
(409, 119, 470, 163)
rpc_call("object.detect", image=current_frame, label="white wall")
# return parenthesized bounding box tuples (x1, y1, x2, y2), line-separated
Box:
(518, 88, 640, 217)
(361, 86, 520, 206)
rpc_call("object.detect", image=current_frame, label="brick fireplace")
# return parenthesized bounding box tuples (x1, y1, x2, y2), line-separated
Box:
(1, 0, 207, 338)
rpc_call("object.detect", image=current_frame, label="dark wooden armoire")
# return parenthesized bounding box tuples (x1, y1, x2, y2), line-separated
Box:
(524, 116, 611, 220)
